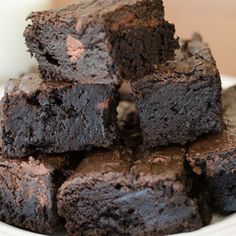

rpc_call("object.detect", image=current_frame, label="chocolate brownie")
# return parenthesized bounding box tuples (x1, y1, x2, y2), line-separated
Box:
(187, 86, 236, 214)
(57, 146, 203, 236)
(24, 0, 178, 82)
(1, 73, 118, 158)
(131, 147, 204, 234)
(0, 153, 78, 234)
(131, 34, 222, 147)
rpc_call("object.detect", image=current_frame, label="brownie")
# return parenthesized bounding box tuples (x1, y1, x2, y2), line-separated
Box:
(187, 86, 236, 214)
(24, 0, 178, 82)
(57, 146, 203, 236)
(130, 147, 204, 235)
(131, 34, 222, 147)
(0, 153, 78, 234)
(1, 73, 118, 158)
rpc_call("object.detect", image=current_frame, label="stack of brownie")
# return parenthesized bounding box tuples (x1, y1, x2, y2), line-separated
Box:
(0, 0, 235, 235)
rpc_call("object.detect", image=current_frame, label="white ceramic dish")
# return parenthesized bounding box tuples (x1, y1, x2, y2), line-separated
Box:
(0, 75, 235, 236)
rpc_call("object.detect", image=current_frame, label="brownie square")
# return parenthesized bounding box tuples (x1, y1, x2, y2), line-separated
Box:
(24, 0, 178, 82)
(58, 147, 132, 236)
(1, 73, 118, 158)
(57, 146, 203, 236)
(130, 147, 204, 235)
(0, 154, 77, 234)
(131, 34, 222, 147)
(187, 86, 236, 214)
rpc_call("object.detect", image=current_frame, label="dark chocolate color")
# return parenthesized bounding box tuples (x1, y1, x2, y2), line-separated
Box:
(24, 0, 178, 82)
(0, 154, 78, 234)
(58, 146, 203, 236)
(1, 73, 118, 157)
(131, 34, 222, 147)
(187, 86, 236, 214)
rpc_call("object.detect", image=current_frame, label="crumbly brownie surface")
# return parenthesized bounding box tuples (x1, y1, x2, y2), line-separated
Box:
(24, 0, 178, 82)
(0, 154, 76, 234)
(187, 86, 236, 214)
(57, 146, 203, 236)
(131, 34, 222, 147)
(1, 74, 118, 158)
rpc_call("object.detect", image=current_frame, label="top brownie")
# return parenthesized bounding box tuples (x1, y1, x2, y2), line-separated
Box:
(24, 0, 178, 83)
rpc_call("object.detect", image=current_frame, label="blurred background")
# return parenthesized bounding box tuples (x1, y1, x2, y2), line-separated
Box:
(0, 0, 236, 84)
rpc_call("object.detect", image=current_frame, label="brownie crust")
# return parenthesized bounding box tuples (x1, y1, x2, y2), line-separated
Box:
(24, 0, 178, 82)
(131, 34, 222, 147)
(1, 74, 118, 158)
